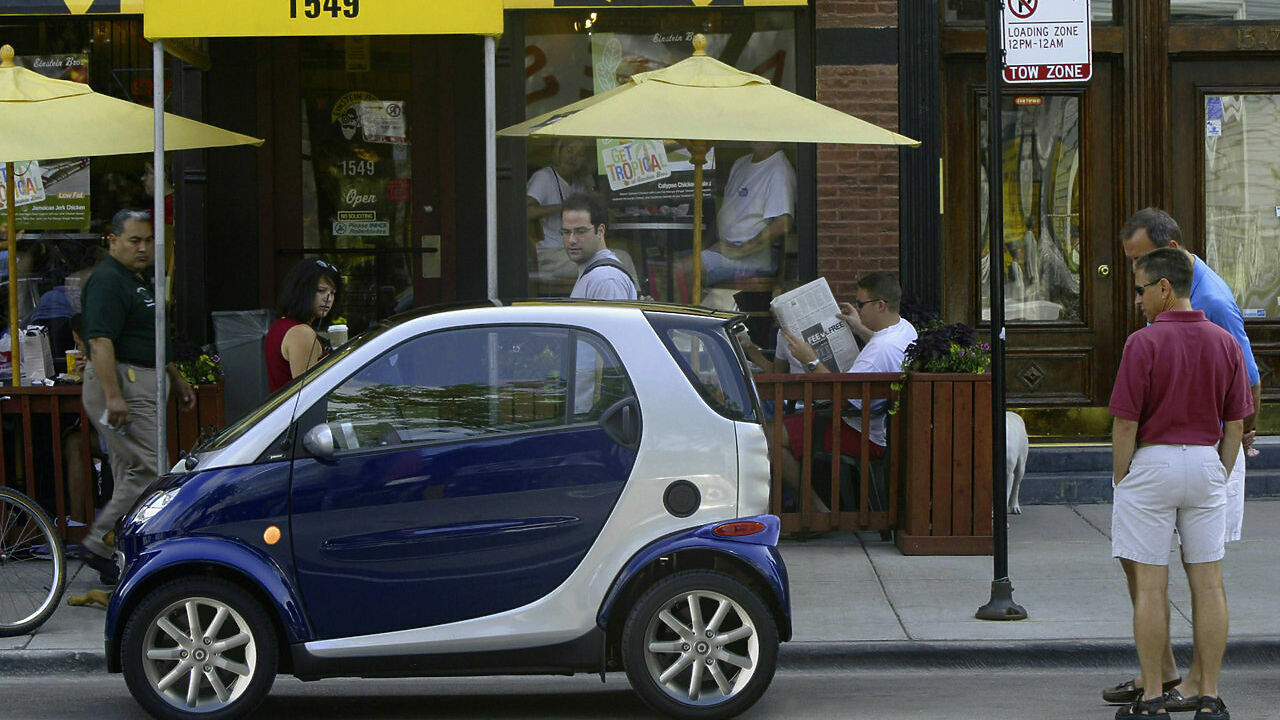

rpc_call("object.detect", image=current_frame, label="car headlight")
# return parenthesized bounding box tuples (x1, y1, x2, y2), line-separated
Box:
(134, 487, 180, 523)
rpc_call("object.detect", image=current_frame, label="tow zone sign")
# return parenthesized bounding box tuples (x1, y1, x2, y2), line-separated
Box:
(1001, 0, 1092, 84)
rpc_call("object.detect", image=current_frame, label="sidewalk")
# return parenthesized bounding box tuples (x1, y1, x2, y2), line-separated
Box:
(3, 502, 1279, 674)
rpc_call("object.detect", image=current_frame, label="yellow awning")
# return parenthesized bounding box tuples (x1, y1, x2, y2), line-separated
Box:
(0, 1, 142, 15)
(144, 0, 504, 39)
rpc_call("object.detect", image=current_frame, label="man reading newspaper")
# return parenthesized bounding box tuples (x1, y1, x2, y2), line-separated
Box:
(775, 272, 916, 513)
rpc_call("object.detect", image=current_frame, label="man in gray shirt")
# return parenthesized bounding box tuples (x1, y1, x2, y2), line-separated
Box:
(561, 193, 637, 301)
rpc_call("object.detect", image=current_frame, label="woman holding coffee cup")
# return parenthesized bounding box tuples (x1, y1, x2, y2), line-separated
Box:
(265, 259, 342, 392)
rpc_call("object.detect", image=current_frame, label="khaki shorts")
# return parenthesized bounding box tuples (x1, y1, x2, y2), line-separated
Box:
(1112, 443, 1227, 566)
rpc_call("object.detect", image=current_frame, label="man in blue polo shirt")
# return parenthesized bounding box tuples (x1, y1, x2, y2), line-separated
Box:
(1100, 207, 1262, 711)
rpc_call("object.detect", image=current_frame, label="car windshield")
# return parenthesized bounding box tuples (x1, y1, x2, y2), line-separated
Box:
(196, 322, 394, 454)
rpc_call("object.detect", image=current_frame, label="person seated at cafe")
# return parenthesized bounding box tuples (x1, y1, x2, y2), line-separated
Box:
(698, 142, 796, 287)
(776, 272, 917, 512)
(527, 137, 597, 288)
(265, 259, 342, 392)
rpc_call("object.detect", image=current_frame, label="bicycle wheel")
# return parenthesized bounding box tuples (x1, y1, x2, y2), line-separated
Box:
(0, 487, 67, 636)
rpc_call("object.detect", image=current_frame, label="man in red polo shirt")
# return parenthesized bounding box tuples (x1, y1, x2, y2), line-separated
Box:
(1109, 248, 1252, 720)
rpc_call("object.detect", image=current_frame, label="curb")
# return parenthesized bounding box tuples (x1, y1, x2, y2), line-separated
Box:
(5, 637, 1280, 676)
(778, 637, 1280, 671)
(0, 649, 106, 675)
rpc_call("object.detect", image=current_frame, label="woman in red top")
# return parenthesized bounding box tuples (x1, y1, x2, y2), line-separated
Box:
(265, 259, 342, 392)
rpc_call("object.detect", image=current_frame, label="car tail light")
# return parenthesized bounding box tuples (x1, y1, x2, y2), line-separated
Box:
(713, 521, 767, 537)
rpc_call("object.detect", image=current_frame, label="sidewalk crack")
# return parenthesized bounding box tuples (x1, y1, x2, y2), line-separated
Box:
(1071, 502, 1111, 540)
(857, 532, 913, 641)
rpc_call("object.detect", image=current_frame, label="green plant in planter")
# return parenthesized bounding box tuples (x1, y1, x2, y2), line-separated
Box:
(887, 311, 990, 414)
(172, 338, 224, 386)
(903, 321, 991, 374)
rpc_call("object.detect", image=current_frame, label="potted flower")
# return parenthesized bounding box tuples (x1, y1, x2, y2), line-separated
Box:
(894, 318, 995, 556)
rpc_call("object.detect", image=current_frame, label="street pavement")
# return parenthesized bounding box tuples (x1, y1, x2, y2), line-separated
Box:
(3, 501, 1279, 677)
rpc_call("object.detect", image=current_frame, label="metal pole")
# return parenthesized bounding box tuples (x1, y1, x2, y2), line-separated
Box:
(153, 40, 169, 473)
(977, 0, 1026, 622)
(6, 161, 17, 386)
(484, 35, 498, 300)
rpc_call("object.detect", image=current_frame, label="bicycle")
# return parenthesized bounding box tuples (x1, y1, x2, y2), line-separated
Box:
(0, 485, 67, 636)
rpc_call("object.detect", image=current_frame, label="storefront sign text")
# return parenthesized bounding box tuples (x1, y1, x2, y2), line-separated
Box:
(144, 0, 503, 39)
(601, 139, 671, 191)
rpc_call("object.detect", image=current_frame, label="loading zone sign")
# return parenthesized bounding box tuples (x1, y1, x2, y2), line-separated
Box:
(1001, 0, 1092, 83)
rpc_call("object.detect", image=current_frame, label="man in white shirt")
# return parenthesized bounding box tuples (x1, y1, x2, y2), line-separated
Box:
(701, 141, 796, 284)
(528, 138, 596, 285)
(779, 272, 917, 511)
(562, 193, 637, 301)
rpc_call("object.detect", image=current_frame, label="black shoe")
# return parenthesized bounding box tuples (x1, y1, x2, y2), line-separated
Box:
(1104, 677, 1182, 705)
(79, 547, 118, 586)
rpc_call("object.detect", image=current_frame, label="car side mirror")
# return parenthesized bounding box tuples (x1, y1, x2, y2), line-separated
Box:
(302, 423, 336, 461)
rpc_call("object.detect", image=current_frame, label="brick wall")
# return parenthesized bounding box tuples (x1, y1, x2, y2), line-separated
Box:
(815, 64, 900, 302)
(815, 0, 897, 27)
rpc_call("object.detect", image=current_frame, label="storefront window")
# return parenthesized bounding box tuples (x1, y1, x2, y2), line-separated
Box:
(1, 17, 160, 365)
(978, 94, 1083, 324)
(1172, 1, 1280, 20)
(1203, 93, 1280, 319)
(522, 10, 799, 306)
(945, 1, 1115, 24)
(296, 37, 415, 333)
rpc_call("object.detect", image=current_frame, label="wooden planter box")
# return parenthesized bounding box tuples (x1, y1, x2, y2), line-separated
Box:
(166, 382, 226, 460)
(895, 372, 994, 555)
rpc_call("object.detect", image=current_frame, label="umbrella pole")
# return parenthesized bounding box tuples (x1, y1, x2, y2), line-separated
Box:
(690, 141, 707, 304)
(6, 162, 17, 386)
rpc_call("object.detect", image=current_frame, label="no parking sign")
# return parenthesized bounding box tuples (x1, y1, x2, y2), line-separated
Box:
(1001, 0, 1092, 83)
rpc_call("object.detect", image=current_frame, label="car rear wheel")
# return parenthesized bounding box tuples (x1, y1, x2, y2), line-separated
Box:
(621, 570, 779, 719)
(121, 578, 277, 720)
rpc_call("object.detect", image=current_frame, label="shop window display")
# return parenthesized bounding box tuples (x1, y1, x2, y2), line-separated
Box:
(978, 94, 1083, 324)
(523, 10, 799, 306)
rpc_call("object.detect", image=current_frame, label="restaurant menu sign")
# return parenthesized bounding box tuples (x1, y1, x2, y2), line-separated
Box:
(589, 32, 717, 207)
(0, 54, 92, 230)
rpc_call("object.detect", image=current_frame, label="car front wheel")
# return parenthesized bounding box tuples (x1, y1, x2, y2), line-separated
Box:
(121, 577, 277, 720)
(621, 570, 779, 720)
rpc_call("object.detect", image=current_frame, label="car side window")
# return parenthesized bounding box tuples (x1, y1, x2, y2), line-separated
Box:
(572, 332, 633, 422)
(321, 325, 632, 452)
(659, 326, 754, 422)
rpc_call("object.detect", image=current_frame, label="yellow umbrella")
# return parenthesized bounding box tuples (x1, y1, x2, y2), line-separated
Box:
(500, 34, 919, 301)
(1, 43, 263, 385)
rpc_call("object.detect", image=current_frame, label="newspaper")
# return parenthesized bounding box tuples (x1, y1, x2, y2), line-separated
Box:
(770, 277, 860, 372)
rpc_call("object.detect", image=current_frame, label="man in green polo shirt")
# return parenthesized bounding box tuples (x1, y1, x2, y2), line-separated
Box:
(79, 209, 194, 584)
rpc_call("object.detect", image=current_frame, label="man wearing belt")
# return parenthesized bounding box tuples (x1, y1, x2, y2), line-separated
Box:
(1108, 248, 1251, 720)
(79, 209, 194, 584)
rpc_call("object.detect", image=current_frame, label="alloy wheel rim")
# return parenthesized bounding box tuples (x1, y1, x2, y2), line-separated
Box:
(641, 589, 759, 706)
(140, 595, 258, 712)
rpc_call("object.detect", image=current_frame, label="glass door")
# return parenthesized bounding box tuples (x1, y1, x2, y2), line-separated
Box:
(1172, 60, 1280, 397)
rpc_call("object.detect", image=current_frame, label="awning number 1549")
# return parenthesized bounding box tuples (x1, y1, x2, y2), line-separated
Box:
(291, 0, 359, 19)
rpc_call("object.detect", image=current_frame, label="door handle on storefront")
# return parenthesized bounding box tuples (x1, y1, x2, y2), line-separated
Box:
(1097, 264, 1111, 277)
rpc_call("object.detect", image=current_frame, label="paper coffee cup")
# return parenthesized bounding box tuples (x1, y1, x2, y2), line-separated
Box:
(328, 324, 348, 346)
(66, 349, 83, 375)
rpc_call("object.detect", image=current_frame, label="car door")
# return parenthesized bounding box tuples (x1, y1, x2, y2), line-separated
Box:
(289, 324, 641, 639)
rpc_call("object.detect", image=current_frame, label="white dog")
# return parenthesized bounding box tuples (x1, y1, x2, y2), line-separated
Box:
(1006, 411, 1029, 514)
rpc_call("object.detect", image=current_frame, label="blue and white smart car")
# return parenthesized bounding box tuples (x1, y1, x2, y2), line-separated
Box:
(105, 302, 790, 720)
